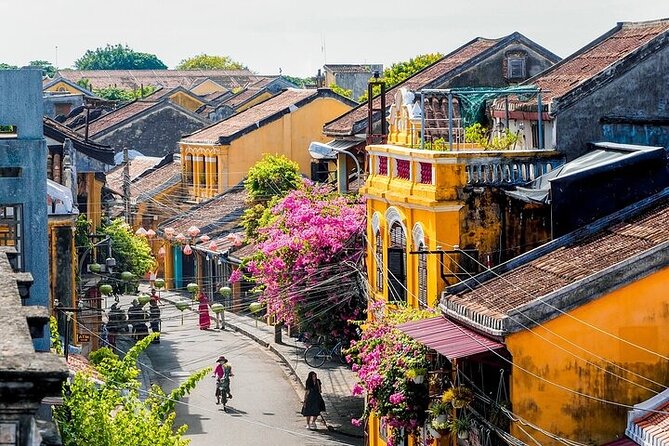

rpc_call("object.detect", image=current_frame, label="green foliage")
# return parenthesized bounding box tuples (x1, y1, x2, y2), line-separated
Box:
(75, 44, 167, 70)
(75, 214, 93, 251)
(54, 333, 206, 446)
(0, 63, 18, 70)
(244, 154, 302, 203)
(88, 346, 116, 366)
(241, 199, 277, 240)
(50, 316, 63, 355)
(422, 137, 448, 151)
(93, 85, 157, 102)
(176, 54, 246, 70)
(358, 53, 443, 102)
(281, 75, 314, 88)
(464, 123, 519, 150)
(328, 83, 354, 101)
(101, 219, 156, 277)
(76, 78, 92, 91)
(28, 60, 56, 77)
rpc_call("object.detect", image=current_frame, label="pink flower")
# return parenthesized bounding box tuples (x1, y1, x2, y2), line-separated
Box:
(228, 269, 242, 283)
(389, 392, 405, 404)
(352, 383, 364, 396)
(351, 418, 362, 427)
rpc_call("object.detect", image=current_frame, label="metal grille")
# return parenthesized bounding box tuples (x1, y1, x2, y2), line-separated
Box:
(396, 159, 410, 180)
(388, 223, 406, 303)
(0, 205, 22, 269)
(378, 156, 388, 175)
(375, 231, 383, 291)
(418, 244, 428, 307)
(419, 162, 432, 184)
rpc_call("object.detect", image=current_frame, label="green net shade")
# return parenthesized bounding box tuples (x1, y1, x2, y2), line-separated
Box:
(211, 303, 225, 313)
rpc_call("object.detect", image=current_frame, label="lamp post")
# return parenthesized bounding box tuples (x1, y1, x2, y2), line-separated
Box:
(308, 141, 361, 194)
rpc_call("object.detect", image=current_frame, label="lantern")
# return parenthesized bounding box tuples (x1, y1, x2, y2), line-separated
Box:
(219, 286, 232, 297)
(175, 299, 190, 324)
(249, 302, 263, 314)
(99, 284, 113, 295)
(164, 227, 175, 239)
(187, 225, 200, 238)
(135, 227, 147, 237)
(138, 294, 151, 305)
(208, 241, 218, 252)
(146, 229, 156, 238)
(211, 303, 225, 314)
(175, 233, 186, 243)
(183, 244, 193, 255)
(186, 282, 199, 294)
(120, 271, 134, 281)
(88, 263, 102, 273)
(199, 234, 210, 243)
(157, 246, 166, 257)
(154, 278, 165, 289)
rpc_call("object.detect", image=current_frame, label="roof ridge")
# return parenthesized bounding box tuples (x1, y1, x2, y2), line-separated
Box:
(619, 17, 669, 28)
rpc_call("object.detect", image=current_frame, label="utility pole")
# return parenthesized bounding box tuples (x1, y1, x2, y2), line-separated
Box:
(123, 147, 131, 224)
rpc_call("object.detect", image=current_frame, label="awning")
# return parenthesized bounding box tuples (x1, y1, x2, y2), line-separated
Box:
(396, 317, 504, 360)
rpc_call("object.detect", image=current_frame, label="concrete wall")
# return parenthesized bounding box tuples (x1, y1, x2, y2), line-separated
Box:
(507, 265, 669, 445)
(556, 45, 669, 160)
(326, 65, 383, 101)
(0, 69, 50, 350)
(95, 104, 208, 157)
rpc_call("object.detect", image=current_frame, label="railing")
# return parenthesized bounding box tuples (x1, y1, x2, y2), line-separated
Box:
(465, 159, 558, 185)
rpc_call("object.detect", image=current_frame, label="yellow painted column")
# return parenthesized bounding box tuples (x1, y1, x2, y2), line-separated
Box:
(193, 154, 201, 199)
(163, 242, 174, 289)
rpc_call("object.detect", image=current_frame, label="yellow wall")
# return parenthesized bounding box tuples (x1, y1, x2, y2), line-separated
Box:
(190, 79, 227, 96)
(235, 91, 273, 113)
(169, 91, 204, 112)
(506, 266, 669, 444)
(45, 80, 82, 95)
(180, 96, 353, 200)
(87, 173, 103, 230)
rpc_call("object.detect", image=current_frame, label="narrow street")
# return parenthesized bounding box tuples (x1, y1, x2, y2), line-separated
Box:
(143, 300, 358, 446)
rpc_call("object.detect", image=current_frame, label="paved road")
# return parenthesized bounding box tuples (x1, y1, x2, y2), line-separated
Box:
(144, 301, 358, 446)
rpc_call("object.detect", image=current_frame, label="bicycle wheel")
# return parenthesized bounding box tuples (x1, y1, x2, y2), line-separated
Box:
(333, 342, 348, 364)
(304, 345, 327, 368)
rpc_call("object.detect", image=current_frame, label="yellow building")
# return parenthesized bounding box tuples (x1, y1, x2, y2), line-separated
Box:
(180, 88, 356, 201)
(440, 189, 669, 445)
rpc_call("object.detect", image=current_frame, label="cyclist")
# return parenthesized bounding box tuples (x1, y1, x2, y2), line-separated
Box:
(213, 356, 233, 406)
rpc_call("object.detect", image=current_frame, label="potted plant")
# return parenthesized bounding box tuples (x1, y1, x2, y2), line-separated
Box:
(406, 367, 427, 384)
(448, 414, 472, 440)
(430, 418, 449, 435)
(429, 399, 450, 424)
(443, 385, 474, 409)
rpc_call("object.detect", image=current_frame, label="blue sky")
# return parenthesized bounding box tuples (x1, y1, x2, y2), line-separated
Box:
(3, 0, 668, 77)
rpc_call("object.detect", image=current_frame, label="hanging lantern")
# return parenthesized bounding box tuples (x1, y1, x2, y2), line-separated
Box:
(99, 284, 113, 295)
(157, 246, 166, 257)
(164, 227, 175, 239)
(135, 227, 147, 237)
(175, 233, 186, 243)
(183, 244, 193, 255)
(199, 234, 211, 243)
(120, 271, 134, 281)
(187, 225, 200, 238)
(219, 286, 232, 297)
(146, 229, 156, 238)
(208, 241, 218, 252)
(154, 278, 165, 289)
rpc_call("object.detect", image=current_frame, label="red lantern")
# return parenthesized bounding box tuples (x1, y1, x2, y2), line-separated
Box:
(208, 241, 218, 251)
(187, 225, 200, 238)
(175, 233, 186, 243)
(157, 246, 166, 257)
(183, 244, 193, 255)
(199, 234, 211, 243)
(146, 229, 156, 238)
(135, 227, 147, 237)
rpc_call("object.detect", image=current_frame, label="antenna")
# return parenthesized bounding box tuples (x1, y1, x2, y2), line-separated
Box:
(55, 45, 59, 69)
(321, 33, 327, 65)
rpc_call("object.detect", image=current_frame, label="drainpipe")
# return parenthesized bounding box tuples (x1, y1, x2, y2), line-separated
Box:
(537, 90, 543, 150)
(448, 93, 454, 150)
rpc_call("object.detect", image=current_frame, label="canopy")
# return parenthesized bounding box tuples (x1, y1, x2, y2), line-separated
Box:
(396, 317, 504, 360)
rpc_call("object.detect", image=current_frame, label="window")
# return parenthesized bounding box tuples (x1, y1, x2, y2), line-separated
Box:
(199, 156, 206, 186)
(211, 157, 218, 191)
(396, 159, 410, 180)
(388, 222, 406, 303)
(378, 156, 388, 175)
(419, 162, 432, 184)
(507, 58, 526, 80)
(375, 230, 383, 292)
(418, 243, 427, 307)
(184, 155, 193, 184)
(0, 204, 22, 269)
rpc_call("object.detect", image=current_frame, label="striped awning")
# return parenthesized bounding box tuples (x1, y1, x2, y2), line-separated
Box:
(396, 317, 504, 360)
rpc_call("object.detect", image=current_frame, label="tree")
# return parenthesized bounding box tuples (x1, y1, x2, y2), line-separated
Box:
(28, 60, 56, 77)
(328, 83, 354, 101)
(53, 334, 209, 446)
(237, 184, 367, 341)
(93, 85, 157, 101)
(101, 218, 156, 277)
(359, 53, 443, 102)
(0, 63, 17, 70)
(176, 54, 246, 70)
(241, 154, 302, 238)
(75, 44, 167, 70)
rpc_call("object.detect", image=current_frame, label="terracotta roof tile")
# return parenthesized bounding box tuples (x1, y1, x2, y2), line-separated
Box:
(106, 156, 163, 194)
(449, 200, 669, 316)
(632, 400, 669, 444)
(182, 89, 317, 144)
(529, 20, 669, 104)
(323, 38, 500, 136)
(130, 160, 182, 202)
(84, 100, 158, 136)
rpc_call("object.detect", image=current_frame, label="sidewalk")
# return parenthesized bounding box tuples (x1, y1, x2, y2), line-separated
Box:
(147, 286, 364, 438)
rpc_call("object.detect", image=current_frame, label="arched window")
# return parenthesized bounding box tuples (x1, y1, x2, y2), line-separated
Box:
(184, 154, 193, 185)
(418, 242, 428, 307)
(388, 222, 406, 303)
(375, 230, 383, 291)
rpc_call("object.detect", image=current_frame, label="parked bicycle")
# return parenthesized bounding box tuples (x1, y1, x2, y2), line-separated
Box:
(304, 338, 348, 368)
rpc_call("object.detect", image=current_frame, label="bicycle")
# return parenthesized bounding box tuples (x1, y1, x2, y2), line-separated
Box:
(304, 339, 348, 368)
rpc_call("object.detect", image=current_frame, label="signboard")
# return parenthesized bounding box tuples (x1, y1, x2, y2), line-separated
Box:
(77, 333, 91, 343)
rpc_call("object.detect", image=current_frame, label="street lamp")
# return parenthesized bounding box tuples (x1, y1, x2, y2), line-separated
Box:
(308, 141, 361, 194)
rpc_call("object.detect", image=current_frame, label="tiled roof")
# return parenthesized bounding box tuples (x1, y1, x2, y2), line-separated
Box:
(43, 117, 115, 165)
(182, 89, 318, 144)
(631, 400, 669, 445)
(228, 242, 257, 260)
(526, 19, 669, 105)
(83, 100, 158, 136)
(106, 156, 163, 195)
(56, 69, 265, 91)
(445, 194, 669, 325)
(223, 88, 267, 108)
(67, 354, 102, 381)
(323, 37, 500, 136)
(160, 185, 249, 236)
(130, 160, 182, 203)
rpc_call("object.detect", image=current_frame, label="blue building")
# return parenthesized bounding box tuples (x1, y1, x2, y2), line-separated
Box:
(0, 69, 50, 350)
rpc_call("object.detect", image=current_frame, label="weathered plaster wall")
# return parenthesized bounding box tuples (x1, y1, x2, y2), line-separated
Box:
(556, 44, 669, 160)
(506, 266, 669, 445)
(327, 65, 383, 101)
(95, 105, 208, 157)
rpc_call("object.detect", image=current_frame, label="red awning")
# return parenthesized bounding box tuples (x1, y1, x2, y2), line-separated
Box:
(396, 317, 504, 360)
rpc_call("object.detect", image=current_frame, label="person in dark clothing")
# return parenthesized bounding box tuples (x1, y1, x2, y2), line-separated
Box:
(301, 371, 325, 430)
(107, 303, 126, 347)
(149, 298, 161, 343)
(127, 299, 148, 341)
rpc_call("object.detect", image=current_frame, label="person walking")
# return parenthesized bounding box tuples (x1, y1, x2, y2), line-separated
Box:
(198, 292, 211, 330)
(301, 371, 325, 430)
(149, 298, 161, 343)
(107, 303, 125, 347)
(213, 356, 233, 405)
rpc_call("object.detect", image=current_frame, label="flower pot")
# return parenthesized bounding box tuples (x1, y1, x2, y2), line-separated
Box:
(435, 414, 447, 424)
(452, 399, 466, 409)
(428, 426, 441, 439)
(457, 430, 469, 440)
(412, 375, 425, 384)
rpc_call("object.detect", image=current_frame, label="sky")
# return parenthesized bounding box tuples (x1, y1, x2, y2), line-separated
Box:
(2, 0, 668, 77)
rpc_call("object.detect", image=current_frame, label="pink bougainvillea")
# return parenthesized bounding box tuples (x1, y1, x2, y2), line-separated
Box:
(246, 184, 366, 340)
